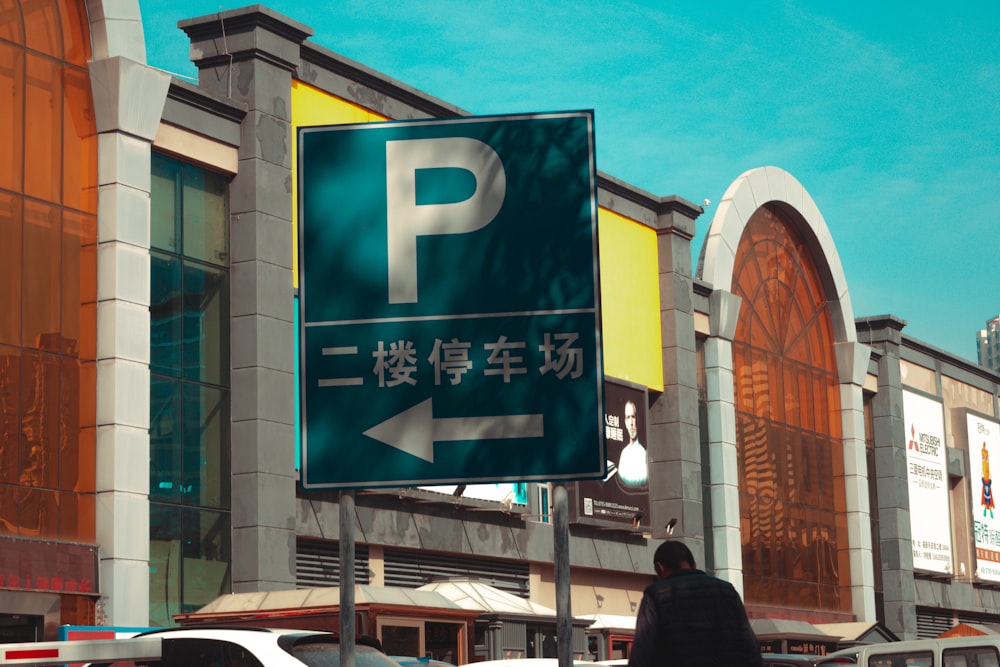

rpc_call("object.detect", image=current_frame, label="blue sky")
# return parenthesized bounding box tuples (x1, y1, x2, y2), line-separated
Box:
(140, 0, 999, 363)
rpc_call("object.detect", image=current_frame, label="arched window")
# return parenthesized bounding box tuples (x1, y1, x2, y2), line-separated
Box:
(732, 204, 850, 613)
(0, 0, 97, 541)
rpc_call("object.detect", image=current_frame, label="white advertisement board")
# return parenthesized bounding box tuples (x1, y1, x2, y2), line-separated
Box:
(903, 390, 952, 574)
(968, 414, 1000, 581)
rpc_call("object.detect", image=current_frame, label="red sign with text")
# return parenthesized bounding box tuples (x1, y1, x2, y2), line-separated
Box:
(0, 536, 98, 595)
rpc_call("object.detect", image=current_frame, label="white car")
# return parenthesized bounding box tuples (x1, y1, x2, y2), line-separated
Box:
(0, 626, 396, 667)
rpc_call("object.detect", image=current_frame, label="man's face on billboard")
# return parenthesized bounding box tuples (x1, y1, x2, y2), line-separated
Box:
(625, 400, 638, 442)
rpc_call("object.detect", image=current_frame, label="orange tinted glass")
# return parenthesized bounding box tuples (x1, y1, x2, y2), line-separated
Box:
(0, 41, 24, 192)
(58, 0, 89, 66)
(19, 349, 60, 489)
(0, 193, 22, 346)
(0, 0, 97, 543)
(0, 483, 16, 535)
(63, 65, 97, 212)
(733, 204, 850, 614)
(19, 486, 60, 538)
(21, 200, 61, 350)
(0, 0, 25, 42)
(22, 0, 59, 57)
(24, 52, 61, 203)
(61, 209, 97, 356)
(0, 346, 19, 486)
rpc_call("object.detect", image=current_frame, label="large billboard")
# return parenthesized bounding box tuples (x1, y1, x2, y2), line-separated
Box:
(570, 379, 649, 530)
(968, 413, 1000, 582)
(902, 390, 952, 574)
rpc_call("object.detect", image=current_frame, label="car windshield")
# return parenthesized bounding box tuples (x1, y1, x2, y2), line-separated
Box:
(292, 644, 400, 667)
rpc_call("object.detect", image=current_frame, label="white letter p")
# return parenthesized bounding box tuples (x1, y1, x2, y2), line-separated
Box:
(385, 137, 506, 304)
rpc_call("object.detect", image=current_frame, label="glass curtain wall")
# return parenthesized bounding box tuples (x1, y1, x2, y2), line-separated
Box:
(149, 151, 231, 626)
(731, 204, 851, 614)
(0, 0, 97, 543)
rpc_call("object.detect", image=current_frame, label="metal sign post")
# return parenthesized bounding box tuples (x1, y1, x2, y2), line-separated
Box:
(339, 490, 355, 667)
(553, 483, 572, 667)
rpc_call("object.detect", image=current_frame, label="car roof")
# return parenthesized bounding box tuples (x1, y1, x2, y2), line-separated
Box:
(761, 655, 822, 666)
(133, 627, 381, 650)
(137, 627, 327, 638)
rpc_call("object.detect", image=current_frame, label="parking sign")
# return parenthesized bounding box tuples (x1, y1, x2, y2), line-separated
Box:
(298, 112, 604, 489)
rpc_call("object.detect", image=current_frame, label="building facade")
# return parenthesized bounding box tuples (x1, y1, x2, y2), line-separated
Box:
(978, 315, 1000, 373)
(2, 0, 1000, 655)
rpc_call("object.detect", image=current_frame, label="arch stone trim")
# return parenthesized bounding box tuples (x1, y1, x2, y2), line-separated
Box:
(86, 0, 146, 63)
(698, 166, 856, 344)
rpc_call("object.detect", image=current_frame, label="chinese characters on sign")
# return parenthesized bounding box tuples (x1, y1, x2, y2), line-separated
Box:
(969, 414, 1000, 581)
(322, 332, 583, 389)
(902, 390, 953, 574)
(0, 536, 98, 595)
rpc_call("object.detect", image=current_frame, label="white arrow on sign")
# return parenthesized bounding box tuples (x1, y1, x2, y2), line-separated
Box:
(362, 398, 544, 463)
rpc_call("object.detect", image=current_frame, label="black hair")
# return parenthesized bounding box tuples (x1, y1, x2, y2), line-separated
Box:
(653, 540, 695, 571)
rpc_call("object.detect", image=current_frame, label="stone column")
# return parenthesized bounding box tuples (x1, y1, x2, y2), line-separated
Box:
(90, 57, 171, 625)
(181, 6, 313, 592)
(856, 315, 917, 639)
(836, 340, 878, 621)
(703, 289, 743, 589)
(649, 197, 703, 557)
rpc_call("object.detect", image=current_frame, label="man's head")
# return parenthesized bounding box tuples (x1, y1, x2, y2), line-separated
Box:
(653, 540, 695, 579)
(624, 400, 638, 443)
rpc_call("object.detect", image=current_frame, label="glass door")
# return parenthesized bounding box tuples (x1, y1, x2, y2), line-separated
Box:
(425, 621, 462, 663)
(0, 615, 43, 643)
(378, 618, 424, 657)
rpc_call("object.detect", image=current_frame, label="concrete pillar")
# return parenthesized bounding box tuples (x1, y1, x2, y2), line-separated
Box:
(648, 197, 703, 558)
(704, 289, 744, 591)
(836, 339, 878, 622)
(90, 56, 171, 626)
(180, 6, 313, 592)
(856, 315, 917, 639)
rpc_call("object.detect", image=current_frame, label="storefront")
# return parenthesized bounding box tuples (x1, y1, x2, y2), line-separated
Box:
(175, 585, 478, 662)
(176, 581, 590, 662)
(578, 614, 636, 661)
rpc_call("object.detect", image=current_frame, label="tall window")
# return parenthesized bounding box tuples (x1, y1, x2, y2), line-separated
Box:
(0, 0, 97, 542)
(149, 151, 231, 625)
(732, 204, 850, 613)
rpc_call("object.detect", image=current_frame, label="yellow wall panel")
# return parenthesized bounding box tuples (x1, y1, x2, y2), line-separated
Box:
(290, 80, 387, 286)
(598, 208, 663, 391)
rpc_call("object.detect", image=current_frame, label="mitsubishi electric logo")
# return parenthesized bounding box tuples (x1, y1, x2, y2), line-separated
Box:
(908, 423, 942, 456)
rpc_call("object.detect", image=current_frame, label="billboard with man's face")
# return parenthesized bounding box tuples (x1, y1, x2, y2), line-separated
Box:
(570, 379, 649, 530)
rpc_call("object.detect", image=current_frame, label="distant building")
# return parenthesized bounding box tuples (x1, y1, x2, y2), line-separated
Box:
(978, 315, 1000, 371)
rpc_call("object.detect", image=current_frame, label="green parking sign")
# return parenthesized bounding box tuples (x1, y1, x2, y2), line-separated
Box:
(298, 111, 604, 490)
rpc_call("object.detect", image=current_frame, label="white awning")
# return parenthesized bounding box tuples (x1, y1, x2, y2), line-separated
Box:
(193, 585, 463, 614)
(576, 614, 636, 631)
(418, 579, 557, 617)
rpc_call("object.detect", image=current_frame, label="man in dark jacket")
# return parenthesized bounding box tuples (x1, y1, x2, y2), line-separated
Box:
(628, 540, 762, 667)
